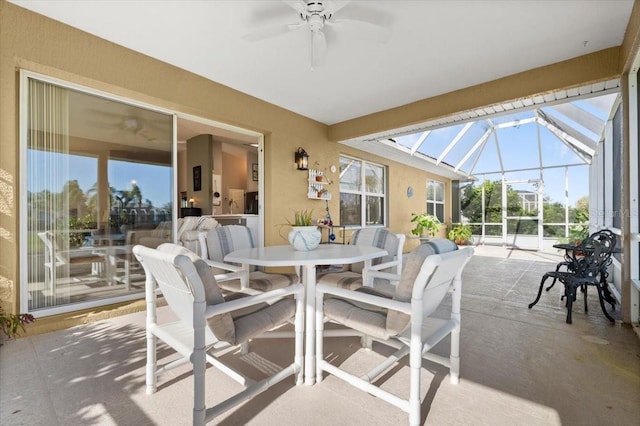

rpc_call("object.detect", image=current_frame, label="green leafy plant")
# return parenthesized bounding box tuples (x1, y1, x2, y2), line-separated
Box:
(0, 306, 35, 345)
(557, 209, 589, 245)
(69, 214, 98, 248)
(278, 209, 314, 240)
(447, 224, 473, 245)
(288, 209, 314, 226)
(410, 213, 441, 237)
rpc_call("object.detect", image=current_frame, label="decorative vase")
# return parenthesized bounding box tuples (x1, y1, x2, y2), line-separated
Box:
(288, 226, 321, 251)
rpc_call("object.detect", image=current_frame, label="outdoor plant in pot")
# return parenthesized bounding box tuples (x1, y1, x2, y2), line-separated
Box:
(285, 209, 321, 251)
(448, 224, 473, 245)
(410, 213, 441, 239)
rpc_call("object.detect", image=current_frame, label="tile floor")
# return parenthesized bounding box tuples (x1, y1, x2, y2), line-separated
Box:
(1, 246, 639, 425)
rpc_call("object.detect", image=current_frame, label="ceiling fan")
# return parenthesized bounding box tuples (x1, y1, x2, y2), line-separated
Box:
(86, 110, 167, 143)
(244, 0, 391, 68)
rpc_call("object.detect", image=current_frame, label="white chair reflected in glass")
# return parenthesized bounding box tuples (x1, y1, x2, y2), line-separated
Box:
(133, 243, 304, 426)
(38, 230, 107, 299)
(315, 244, 473, 426)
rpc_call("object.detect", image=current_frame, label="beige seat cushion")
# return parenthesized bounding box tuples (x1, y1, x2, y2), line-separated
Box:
(324, 239, 459, 339)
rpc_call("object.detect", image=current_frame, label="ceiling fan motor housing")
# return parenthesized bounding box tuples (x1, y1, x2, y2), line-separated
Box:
(304, 1, 335, 31)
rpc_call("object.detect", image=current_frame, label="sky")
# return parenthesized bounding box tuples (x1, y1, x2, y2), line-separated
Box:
(29, 151, 172, 208)
(394, 109, 594, 207)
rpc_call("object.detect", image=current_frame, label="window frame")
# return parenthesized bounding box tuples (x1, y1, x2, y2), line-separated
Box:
(426, 179, 446, 222)
(338, 155, 387, 228)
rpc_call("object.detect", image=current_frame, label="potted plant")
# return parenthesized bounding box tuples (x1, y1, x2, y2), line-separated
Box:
(282, 209, 321, 251)
(410, 213, 441, 239)
(447, 224, 473, 245)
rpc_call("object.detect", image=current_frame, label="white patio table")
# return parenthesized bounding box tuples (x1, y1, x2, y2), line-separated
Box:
(225, 244, 387, 385)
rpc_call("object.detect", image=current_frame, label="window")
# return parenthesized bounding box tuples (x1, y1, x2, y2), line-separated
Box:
(339, 156, 386, 227)
(427, 180, 445, 222)
(21, 72, 174, 316)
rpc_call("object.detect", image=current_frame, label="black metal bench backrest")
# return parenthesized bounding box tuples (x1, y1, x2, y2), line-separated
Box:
(571, 230, 616, 278)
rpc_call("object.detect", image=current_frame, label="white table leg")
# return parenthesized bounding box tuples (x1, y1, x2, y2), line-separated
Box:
(304, 264, 317, 385)
(362, 258, 372, 287)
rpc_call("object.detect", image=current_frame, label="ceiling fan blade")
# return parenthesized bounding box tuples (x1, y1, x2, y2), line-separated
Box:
(327, 18, 391, 43)
(324, 0, 351, 15)
(282, 0, 307, 15)
(243, 22, 304, 42)
(310, 30, 327, 68)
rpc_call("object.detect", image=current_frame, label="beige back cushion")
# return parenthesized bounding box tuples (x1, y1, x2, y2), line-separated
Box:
(156, 243, 235, 343)
(386, 239, 458, 335)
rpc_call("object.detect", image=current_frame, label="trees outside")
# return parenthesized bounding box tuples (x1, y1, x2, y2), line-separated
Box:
(460, 180, 588, 238)
(28, 180, 161, 235)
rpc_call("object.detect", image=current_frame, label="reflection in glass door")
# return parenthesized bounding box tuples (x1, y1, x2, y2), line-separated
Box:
(22, 73, 173, 315)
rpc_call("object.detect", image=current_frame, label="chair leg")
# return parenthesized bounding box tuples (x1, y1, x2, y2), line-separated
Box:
(295, 292, 305, 386)
(583, 284, 589, 313)
(565, 284, 576, 324)
(408, 339, 422, 426)
(545, 263, 563, 292)
(360, 335, 373, 350)
(528, 274, 550, 309)
(594, 283, 616, 323)
(315, 303, 325, 383)
(146, 330, 157, 395)
(450, 326, 460, 385)
(600, 274, 617, 310)
(192, 344, 206, 426)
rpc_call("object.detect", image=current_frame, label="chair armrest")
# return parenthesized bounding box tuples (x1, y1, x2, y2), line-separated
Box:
(316, 283, 411, 314)
(214, 270, 249, 283)
(203, 258, 245, 273)
(205, 283, 304, 317)
(367, 270, 401, 282)
(368, 259, 401, 272)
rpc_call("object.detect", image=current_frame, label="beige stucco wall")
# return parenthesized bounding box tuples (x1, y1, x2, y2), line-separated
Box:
(2, 0, 639, 332)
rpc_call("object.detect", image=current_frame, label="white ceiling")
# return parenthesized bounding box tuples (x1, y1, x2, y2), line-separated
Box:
(9, 0, 634, 126)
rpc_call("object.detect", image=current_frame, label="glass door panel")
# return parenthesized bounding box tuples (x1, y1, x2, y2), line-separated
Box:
(24, 76, 173, 313)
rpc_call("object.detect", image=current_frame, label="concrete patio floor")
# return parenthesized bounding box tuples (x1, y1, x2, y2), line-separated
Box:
(1, 246, 639, 425)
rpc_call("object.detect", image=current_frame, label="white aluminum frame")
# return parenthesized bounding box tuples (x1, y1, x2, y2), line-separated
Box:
(628, 52, 640, 324)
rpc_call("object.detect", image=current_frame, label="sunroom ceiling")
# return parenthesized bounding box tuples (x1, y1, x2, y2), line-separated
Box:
(340, 80, 620, 180)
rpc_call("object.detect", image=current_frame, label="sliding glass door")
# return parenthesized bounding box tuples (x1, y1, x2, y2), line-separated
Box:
(21, 72, 174, 315)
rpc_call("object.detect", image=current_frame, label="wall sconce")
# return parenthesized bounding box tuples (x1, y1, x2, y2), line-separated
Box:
(188, 198, 195, 208)
(295, 147, 309, 170)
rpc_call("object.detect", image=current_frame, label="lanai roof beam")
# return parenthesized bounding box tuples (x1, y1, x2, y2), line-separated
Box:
(410, 130, 431, 155)
(436, 121, 473, 165)
(455, 126, 493, 172)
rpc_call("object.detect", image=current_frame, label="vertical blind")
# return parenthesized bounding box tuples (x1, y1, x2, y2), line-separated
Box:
(27, 78, 71, 309)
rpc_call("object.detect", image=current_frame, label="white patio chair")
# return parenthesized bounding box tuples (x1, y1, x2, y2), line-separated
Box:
(317, 228, 405, 294)
(201, 225, 299, 292)
(315, 244, 473, 426)
(133, 243, 304, 426)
